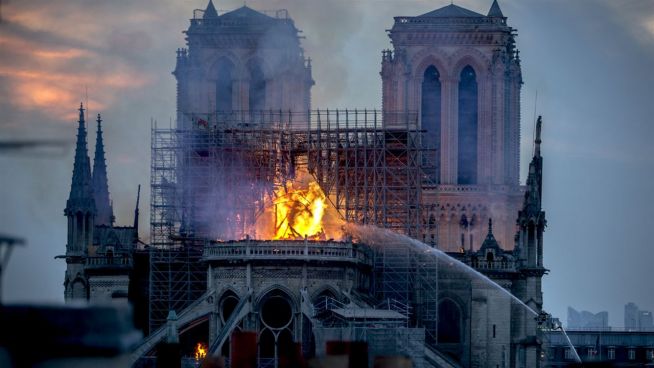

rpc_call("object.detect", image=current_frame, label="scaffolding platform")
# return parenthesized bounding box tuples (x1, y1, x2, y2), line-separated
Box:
(149, 110, 438, 334)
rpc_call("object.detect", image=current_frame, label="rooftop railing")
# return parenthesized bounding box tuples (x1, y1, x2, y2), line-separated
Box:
(203, 239, 372, 265)
(85, 255, 133, 268)
(394, 16, 507, 27)
(470, 259, 515, 271)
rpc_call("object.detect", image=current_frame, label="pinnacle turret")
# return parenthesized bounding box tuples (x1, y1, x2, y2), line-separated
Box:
(488, 0, 504, 18)
(92, 113, 114, 226)
(479, 218, 502, 251)
(524, 116, 543, 212)
(203, 0, 218, 19)
(65, 103, 95, 215)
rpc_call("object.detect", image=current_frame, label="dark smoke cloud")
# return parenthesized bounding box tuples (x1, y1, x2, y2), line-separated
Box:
(0, 0, 652, 329)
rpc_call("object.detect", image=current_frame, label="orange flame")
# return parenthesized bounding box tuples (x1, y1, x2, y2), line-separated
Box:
(194, 342, 207, 361)
(253, 169, 343, 240)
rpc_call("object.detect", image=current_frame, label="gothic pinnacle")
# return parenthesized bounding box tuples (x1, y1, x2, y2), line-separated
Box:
(92, 112, 114, 226)
(66, 103, 95, 214)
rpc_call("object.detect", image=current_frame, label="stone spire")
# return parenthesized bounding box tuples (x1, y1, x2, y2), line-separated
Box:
(133, 184, 141, 231)
(524, 116, 543, 213)
(92, 113, 114, 226)
(534, 114, 542, 158)
(487, 0, 504, 18)
(203, 0, 218, 19)
(479, 218, 502, 251)
(516, 115, 546, 269)
(66, 103, 95, 215)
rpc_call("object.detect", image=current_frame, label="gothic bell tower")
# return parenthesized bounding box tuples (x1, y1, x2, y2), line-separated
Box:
(173, 0, 314, 129)
(381, 0, 523, 251)
(63, 103, 96, 301)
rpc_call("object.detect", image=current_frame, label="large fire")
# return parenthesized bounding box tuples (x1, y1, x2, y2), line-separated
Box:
(194, 342, 207, 361)
(253, 169, 344, 240)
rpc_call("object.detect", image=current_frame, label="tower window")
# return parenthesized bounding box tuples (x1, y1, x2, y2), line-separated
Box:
(215, 58, 234, 114)
(248, 61, 266, 115)
(421, 65, 441, 183)
(457, 65, 478, 185)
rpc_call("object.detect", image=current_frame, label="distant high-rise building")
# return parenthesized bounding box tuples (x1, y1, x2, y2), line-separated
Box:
(567, 307, 609, 329)
(626, 302, 639, 330)
(639, 311, 654, 330)
(625, 302, 653, 331)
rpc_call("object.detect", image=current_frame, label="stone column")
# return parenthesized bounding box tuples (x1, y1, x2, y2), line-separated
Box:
(441, 77, 458, 184)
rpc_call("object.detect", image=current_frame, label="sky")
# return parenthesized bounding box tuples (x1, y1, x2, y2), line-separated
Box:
(0, 0, 653, 327)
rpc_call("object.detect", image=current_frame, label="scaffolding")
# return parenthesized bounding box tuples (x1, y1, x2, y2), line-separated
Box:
(149, 110, 438, 333)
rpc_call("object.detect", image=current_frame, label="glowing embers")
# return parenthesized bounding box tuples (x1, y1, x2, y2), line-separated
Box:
(254, 169, 343, 240)
(194, 342, 207, 361)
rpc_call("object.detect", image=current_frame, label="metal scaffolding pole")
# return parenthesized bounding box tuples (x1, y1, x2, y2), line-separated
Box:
(148, 109, 438, 333)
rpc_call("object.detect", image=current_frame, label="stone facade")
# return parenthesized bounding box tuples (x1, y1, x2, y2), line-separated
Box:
(61, 105, 139, 305)
(173, 0, 314, 130)
(202, 239, 373, 360)
(381, 2, 523, 253)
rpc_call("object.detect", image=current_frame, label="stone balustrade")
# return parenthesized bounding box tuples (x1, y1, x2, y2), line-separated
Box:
(85, 255, 133, 268)
(470, 259, 515, 271)
(202, 240, 372, 265)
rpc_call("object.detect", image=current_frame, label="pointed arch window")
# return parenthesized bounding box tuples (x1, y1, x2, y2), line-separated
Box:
(215, 58, 234, 114)
(421, 65, 441, 183)
(438, 298, 462, 343)
(458, 65, 478, 185)
(248, 61, 266, 115)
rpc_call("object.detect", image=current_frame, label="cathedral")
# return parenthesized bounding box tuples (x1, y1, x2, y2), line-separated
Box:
(61, 1, 549, 367)
(60, 106, 140, 302)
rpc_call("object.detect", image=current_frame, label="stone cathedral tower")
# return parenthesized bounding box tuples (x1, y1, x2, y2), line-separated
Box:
(174, 0, 314, 129)
(61, 104, 139, 303)
(381, 0, 523, 252)
(63, 104, 96, 300)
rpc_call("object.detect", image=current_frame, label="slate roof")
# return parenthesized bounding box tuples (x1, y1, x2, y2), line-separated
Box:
(219, 6, 275, 23)
(419, 4, 486, 18)
(93, 225, 137, 250)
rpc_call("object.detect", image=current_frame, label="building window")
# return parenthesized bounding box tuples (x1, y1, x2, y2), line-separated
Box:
(492, 324, 496, 338)
(248, 61, 266, 114)
(608, 348, 615, 360)
(587, 347, 596, 359)
(628, 348, 636, 360)
(215, 58, 234, 114)
(647, 349, 654, 360)
(421, 65, 441, 184)
(457, 65, 478, 185)
(438, 299, 462, 343)
(564, 348, 573, 360)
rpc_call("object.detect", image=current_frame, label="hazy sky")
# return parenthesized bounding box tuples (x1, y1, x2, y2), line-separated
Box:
(1, 0, 652, 327)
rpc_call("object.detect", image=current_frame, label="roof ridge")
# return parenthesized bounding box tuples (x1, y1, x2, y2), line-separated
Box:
(419, 3, 485, 18)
